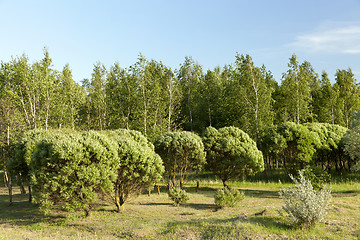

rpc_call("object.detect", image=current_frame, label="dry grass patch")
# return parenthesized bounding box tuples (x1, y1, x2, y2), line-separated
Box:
(0, 182, 359, 239)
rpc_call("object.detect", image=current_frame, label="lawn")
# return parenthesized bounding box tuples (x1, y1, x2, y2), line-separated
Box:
(1, 179, 360, 240)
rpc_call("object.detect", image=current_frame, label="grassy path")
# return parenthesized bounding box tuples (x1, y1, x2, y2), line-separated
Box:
(0, 182, 359, 239)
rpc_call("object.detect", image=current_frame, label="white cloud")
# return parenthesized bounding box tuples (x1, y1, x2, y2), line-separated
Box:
(291, 24, 360, 54)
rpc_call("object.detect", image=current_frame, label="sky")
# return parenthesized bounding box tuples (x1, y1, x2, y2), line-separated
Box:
(1, 0, 360, 83)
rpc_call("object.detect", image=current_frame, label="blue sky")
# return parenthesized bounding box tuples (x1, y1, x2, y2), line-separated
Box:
(1, 0, 360, 83)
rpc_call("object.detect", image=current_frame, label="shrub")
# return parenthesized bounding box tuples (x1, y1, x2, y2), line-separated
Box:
(202, 126, 264, 188)
(168, 188, 189, 206)
(31, 131, 118, 216)
(106, 129, 164, 212)
(279, 171, 332, 229)
(214, 188, 244, 209)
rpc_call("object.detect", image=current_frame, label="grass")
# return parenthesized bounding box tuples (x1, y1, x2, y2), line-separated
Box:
(1, 178, 360, 240)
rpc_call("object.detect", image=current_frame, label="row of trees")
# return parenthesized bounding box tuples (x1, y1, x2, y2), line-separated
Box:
(1, 49, 360, 178)
(8, 126, 264, 215)
(8, 128, 164, 215)
(8, 120, 360, 216)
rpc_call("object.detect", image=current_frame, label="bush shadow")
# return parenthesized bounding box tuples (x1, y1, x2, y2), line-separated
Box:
(0, 192, 66, 226)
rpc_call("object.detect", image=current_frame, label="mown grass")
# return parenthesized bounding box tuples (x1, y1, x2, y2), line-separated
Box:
(1, 175, 360, 240)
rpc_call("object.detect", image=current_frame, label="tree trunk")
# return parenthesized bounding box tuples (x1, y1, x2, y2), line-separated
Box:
(28, 185, 32, 203)
(195, 170, 199, 192)
(188, 82, 193, 131)
(8, 175, 13, 206)
(156, 185, 160, 195)
(18, 174, 26, 195)
(179, 176, 183, 189)
(222, 179, 229, 189)
(115, 188, 125, 212)
(84, 206, 91, 217)
(4, 169, 8, 188)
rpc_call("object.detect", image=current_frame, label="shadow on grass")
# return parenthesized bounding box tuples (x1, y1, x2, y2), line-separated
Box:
(0, 192, 65, 226)
(186, 202, 216, 211)
(240, 189, 279, 199)
(332, 189, 360, 197)
(247, 215, 290, 230)
(148, 185, 280, 199)
(162, 214, 290, 238)
(142, 202, 173, 206)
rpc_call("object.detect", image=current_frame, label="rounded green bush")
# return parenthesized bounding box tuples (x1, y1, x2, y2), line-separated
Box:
(214, 188, 244, 209)
(168, 188, 189, 206)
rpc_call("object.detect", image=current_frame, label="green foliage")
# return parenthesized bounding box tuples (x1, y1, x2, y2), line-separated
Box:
(334, 69, 360, 128)
(278, 54, 312, 124)
(343, 109, 360, 172)
(300, 166, 331, 191)
(154, 131, 206, 187)
(267, 122, 319, 172)
(223, 54, 274, 139)
(30, 131, 118, 215)
(106, 129, 164, 212)
(202, 126, 264, 186)
(168, 187, 189, 206)
(214, 188, 244, 209)
(279, 171, 332, 229)
(8, 129, 75, 182)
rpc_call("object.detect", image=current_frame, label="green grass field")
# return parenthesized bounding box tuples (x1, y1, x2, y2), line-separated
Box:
(1, 178, 360, 240)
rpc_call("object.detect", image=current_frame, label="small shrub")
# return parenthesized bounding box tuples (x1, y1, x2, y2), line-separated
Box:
(214, 188, 244, 209)
(279, 171, 332, 229)
(301, 166, 331, 190)
(168, 188, 189, 206)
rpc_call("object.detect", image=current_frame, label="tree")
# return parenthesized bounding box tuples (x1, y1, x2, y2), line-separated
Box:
(0, 63, 26, 202)
(178, 56, 203, 131)
(299, 61, 320, 122)
(106, 129, 164, 212)
(126, 55, 177, 140)
(343, 110, 360, 171)
(232, 54, 274, 140)
(315, 72, 341, 124)
(334, 68, 360, 128)
(280, 54, 311, 124)
(202, 126, 264, 188)
(196, 67, 225, 131)
(84, 62, 108, 130)
(273, 122, 320, 173)
(55, 64, 85, 129)
(30, 131, 118, 216)
(106, 63, 137, 130)
(154, 131, 206, 188)
(304, 122, 348, 173)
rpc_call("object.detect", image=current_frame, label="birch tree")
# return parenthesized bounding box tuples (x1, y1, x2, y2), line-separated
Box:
(280, 54, 311, 124)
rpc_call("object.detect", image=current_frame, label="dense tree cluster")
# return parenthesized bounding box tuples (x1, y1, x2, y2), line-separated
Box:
(8, 128, 163, 215)
(1, 49, 360, 190)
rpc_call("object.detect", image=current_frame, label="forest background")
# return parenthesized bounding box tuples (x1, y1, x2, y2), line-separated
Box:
(1, 49, 359, 178)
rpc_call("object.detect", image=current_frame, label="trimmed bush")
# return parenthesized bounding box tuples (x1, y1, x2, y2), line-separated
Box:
(106, 129, 164, 212)
(279, 171, 332, 229)
(31, 131, 118, 216)
(202, 126, 264, 188)
(214, 188, 244, 209)
(168, 188, 189, 206)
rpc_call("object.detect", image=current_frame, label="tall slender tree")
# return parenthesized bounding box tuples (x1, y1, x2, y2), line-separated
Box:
(178, 56, 203, 132)
(280, 54, 311, 124)
(335, 68, 360, 128)
(87, 62, 108, 130)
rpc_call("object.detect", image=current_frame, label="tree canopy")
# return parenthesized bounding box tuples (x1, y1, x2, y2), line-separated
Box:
(202, 126, 264, 187)
(154, 131, 206, 188)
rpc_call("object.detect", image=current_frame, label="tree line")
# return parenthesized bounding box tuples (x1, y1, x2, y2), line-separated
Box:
(1, 49, 360, 177)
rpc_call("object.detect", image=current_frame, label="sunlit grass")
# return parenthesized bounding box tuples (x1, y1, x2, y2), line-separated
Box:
(0, 170, 359, 239)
